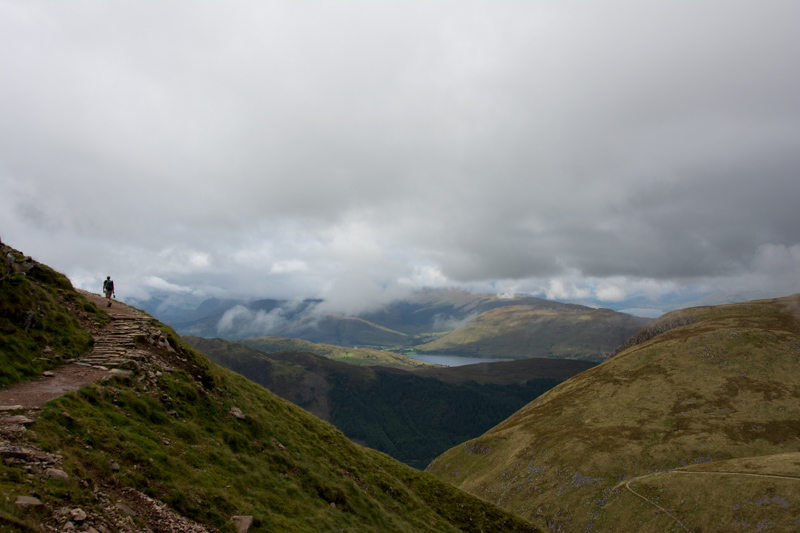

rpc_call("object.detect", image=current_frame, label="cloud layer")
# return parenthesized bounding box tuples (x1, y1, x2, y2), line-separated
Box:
(2, 1, 799, 314)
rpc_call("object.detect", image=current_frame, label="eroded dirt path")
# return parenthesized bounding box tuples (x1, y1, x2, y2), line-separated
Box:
(0, 291, 220, 532)
(0, 291, 155, 410)
(0, 364, 110, 410)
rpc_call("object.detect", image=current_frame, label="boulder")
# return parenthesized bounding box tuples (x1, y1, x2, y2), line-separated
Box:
(1, 415, 34, 426)
(46, 468, 70, 481)
(15, 495, 44, 508)
(115, 502, 137, 516)
(70, 508, 87, 522)
(231, 515, 254, 533)
(229, 407, 246, 420)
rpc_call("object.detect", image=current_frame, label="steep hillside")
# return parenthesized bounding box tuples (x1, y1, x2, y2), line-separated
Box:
(236, 336, 435, 368)
(185, 337, 577, 470)
(408, 358, 597, 386)
(0, 241, 537, 533)
(427, 294, 800, 531)
(417, 305, 650, 362)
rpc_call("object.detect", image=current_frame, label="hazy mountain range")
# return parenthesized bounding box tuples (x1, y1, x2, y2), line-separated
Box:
(137, 289, 650, 362)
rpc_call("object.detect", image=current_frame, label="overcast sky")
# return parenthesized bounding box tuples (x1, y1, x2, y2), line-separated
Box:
(2, 1, 799, 317)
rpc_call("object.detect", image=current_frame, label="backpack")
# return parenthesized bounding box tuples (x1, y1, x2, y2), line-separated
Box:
(104, 280, 114, 292)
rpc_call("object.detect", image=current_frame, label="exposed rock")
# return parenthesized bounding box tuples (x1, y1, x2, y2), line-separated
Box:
(229, 407, 246, 420)
(0, 405, 24, 412)
(0, 446, 34, 459)
(1, 415, 34, 426)
(15, 495, 44, 508)
(43, 371, 55, 377)
(109, 460, 121, 472)
(46, 468, 70, 481)
(231, 515, 254, 533)
(115, 502, 137, 516)
(70, 508, 87, 522)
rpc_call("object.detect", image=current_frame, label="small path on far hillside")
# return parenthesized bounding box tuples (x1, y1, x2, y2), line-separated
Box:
(623, 473, 691, 532)
(621, 469, 800, 532)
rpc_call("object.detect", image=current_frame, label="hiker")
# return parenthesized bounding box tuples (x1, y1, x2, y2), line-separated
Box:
(102, 276, 115, 307)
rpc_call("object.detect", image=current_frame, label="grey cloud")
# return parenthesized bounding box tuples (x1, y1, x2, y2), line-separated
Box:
(2, 1, 799, 312)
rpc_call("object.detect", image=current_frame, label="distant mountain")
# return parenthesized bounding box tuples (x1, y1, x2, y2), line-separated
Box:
(237, 336, 435, 368)
(186, 336, 593, 469)
(417, 304, 651, 362)
(156, 289, 651, 362)
(427, 294, 800, 531)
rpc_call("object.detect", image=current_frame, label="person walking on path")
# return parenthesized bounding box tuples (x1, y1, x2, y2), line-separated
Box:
(102, 276, 115, 307)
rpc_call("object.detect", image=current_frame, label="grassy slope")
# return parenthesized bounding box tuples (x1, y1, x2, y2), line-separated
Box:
(0, 244, 538, 533)
(408, 358, 597, 386)
(237, 336, 437, 368)
(185, 337, 569, 470)
(427, 295, 800, 531)
(417, 305, 650, 362)
(0, 243, 104, 387)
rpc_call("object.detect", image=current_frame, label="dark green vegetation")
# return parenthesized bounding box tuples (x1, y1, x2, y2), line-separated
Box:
(186, 337, 590, 470)
(0, 242, 538, 532)
(0, 242, 104, 387)
(237, 335, 436, 368)
(428, 294, 800, 531)
(416, 305, 650, 362)
(160, 288, 650, 361)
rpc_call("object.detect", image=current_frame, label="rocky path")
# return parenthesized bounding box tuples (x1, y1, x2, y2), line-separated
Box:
(77, 290, 175, 372)
(0, 291, 223, 533)
(0, 292, 171, 411)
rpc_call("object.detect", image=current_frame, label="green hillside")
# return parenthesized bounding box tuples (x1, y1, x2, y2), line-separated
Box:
(279, 313, 411, 348)
(417, 304, 650, 362)
(0, 241, 537, 533)
(237, 336, 436, 368)
(186, 337, 577, 470)
(427, 294, 800, 531)
(0, 247, 103, 387)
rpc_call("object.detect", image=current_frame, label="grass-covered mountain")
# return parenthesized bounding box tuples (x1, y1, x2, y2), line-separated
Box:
(185, 336, 592, 469)
(427, 294, 800, 531)
(416, 304, 650, 362)
(238, 335, 424, 367)
(0, 240, 538, 532)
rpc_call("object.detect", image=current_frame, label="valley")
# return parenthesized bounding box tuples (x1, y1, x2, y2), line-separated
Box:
(185, 336, 593, 469)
